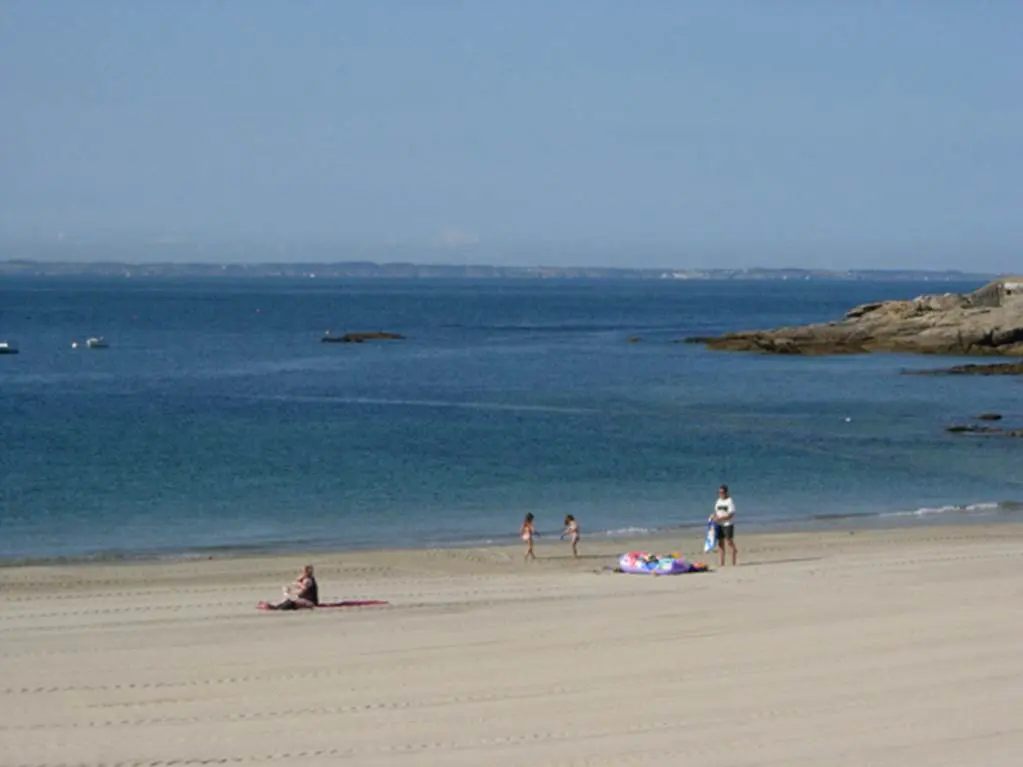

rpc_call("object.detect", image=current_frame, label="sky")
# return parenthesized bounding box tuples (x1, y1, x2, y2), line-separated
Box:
(1, 1, 1021, 270)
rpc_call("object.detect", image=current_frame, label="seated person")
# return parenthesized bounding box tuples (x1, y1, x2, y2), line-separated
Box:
(263, 565, 319, 610)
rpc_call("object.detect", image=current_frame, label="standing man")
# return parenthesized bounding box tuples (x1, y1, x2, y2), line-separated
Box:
(710, 484, 738, 566)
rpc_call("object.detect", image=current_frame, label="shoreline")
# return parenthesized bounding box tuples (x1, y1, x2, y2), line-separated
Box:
(2, 501, 1020, 568)
(3, 516, 1021, 573)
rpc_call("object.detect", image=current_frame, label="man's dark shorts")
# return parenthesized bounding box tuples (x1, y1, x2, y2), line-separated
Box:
(715, 524, 734, 542)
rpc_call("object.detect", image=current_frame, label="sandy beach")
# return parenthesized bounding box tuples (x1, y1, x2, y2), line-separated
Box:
(1, 524, 1022, 766)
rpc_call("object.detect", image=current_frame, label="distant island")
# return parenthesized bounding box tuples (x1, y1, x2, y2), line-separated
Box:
(0, 259, 996, 282)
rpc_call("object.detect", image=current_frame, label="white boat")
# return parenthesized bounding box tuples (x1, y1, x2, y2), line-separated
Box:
(0, 340, 18, 355)
(86, 337, 109, 349)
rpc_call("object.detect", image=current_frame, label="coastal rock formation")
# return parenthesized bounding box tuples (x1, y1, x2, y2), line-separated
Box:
(944, 412, 1021, 437)
(945, 424, 1023, 437)
(321, 331, 405, 343)
(905, 361, 1023, 376)
(688, 277, 1023, 356)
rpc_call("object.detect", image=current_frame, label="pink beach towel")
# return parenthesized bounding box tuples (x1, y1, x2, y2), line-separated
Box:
(257, 599, 389, 611)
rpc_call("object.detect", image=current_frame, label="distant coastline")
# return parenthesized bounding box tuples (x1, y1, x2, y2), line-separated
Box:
(0, 259, 995, 282)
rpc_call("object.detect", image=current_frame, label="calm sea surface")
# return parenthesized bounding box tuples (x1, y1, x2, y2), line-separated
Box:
(1, 277, 1020, 561)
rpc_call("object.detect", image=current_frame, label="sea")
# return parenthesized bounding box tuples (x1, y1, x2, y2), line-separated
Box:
(1, 276, 1021, 563)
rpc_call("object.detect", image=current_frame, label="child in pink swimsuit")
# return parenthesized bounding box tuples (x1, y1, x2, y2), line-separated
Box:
(520, 513, 536, 561)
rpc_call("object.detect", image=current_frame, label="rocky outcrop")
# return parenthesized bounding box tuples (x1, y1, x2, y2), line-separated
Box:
(946, 411, 1021, 436)
(687, 277, 1023, 356)
(945, 424, 1023, 437)
(321, 331, 405, 343)
(905, 362, 1023, 376)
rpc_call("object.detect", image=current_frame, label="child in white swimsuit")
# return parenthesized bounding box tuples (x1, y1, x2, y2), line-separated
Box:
(561, 515, 580, 558)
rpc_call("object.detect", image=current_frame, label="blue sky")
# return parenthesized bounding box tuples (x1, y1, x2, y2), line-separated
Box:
(1, 1, 1020, 269)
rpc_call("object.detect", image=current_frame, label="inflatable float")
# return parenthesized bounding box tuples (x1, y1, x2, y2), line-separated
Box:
(617, 551, 708, 575)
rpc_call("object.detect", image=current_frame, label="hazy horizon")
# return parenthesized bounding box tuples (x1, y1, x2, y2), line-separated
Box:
(2, 2, 1020, 272)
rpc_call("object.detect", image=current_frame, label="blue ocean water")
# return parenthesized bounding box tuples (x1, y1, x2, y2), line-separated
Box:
(1, 276, 1021, 561)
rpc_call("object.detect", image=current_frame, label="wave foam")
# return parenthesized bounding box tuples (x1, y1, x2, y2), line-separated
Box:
(881, 501, 1008, 519)
(600, 527, 654, 537)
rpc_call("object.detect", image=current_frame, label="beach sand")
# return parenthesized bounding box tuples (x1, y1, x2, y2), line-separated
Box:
(1, 525, 1022, 766)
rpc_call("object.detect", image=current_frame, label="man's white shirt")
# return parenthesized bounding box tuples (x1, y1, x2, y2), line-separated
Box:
(713, 497, 735, 526)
